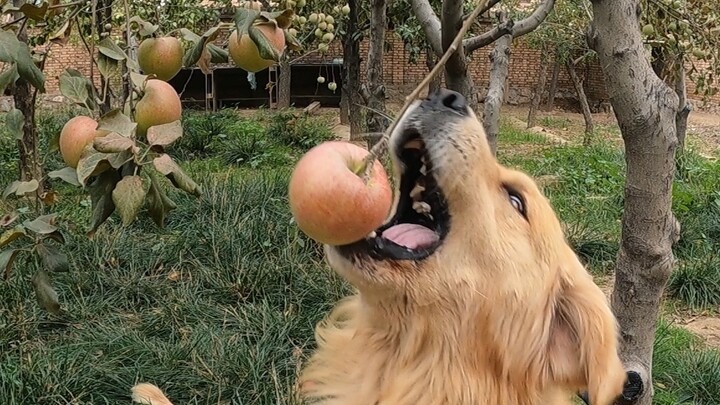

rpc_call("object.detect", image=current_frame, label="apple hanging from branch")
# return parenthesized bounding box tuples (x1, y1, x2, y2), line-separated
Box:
(288, 141, 393, 246)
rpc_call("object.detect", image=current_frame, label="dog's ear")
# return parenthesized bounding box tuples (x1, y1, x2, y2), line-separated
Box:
(546, 273, 627, 405)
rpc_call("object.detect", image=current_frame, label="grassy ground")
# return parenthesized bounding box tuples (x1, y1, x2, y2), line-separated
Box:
(0, 106, 719, 404)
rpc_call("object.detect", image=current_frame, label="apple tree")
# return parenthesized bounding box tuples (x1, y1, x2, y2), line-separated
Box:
(524, 0, 595, 143)
(639, 0, 720, 152)
(404, 0, 556, 154)
(588, 0, 682, 403)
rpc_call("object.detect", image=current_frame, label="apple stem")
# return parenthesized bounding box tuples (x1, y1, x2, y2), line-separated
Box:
(359, 0, 492, 183)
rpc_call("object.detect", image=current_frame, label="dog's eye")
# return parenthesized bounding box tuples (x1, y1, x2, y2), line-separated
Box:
(508, 190, 527, 218)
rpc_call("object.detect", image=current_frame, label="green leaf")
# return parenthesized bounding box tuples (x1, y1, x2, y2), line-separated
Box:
(130, 71, 149, 91)
(0, 31, 45, 92)
(3, 179, 39, 198)
(111, 175, 146, 226)
(43, 230, 66, 245)
(153, 154, 202, 197)
(86, 169, 121, 237)
(0, 248, 21, 280)
(60, 69, 97, 109)
(249, 23, 281, 62)
(31, 270, 61, 314)
(6, 108, 24, 140)
(76, 144, 111, 187)
(97, 108, 137, 138)
(19, 2, 49, 21)
(23, 215, 58, 235)
(283, 28, 302, 52)
(234, 8, 261, 37)
(146, 173, 177, 228)
(59, 73, 89, 107)
(207, 43, 229, 63)
(0, 63, 19, 94)
(147, 121, 182, 147)
(97, 37, 127, 61)
(108, 149, 135, 169)
(48, 18, 72, 45)
(93, 132, 137, 154)
(97, 53, 119, 78)
(263, 9, 294, 29)
(0, 226, 27, 249)
(128, 16, 159, 37)
(35, 244, 69, 273)
(48, 167, 81, 187)
(182, 26, 221, 68)
(179, 28, 201, 43)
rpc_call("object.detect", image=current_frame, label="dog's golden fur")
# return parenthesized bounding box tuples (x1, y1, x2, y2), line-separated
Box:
(297, 96, 626, 405)
(130, 92, 625, 405)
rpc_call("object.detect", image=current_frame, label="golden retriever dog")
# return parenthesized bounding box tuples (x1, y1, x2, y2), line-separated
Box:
(296, 89, 627, 405)
(131, 89, 626, 405)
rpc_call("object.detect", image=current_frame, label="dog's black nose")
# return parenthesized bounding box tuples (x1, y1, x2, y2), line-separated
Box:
(423, 88, 467, 113)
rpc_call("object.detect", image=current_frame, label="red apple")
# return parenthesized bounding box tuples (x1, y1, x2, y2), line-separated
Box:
(288, 141, 393, 246)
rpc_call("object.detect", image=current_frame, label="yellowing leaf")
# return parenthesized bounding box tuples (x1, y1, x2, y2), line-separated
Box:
(31, 270, 61, 314)
(146, 121, 182, 147)
(0, 248, 21, 280)
(152, 154, 202, 197)
(94, 132, 137, 153)
(111, 175, 146, 226)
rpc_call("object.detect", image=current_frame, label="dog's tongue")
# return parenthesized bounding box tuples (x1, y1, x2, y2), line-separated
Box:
(381, 223, 439, 249)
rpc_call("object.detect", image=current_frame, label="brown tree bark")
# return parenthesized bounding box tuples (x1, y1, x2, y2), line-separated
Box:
(483, 34, 511, 156)
(441, 0, 477, 111)
(588, 1, 680, 404)
(363, 0, 387, 148)
(674, 65, 691, 154)
(277, 57, 291, 109)
(544, 56, 561, 111)
(425, 46, 442, 95)
(410, 0, 555, 114)
(526, 53, 548, 128)
(12, 0, 42, 186)
(341, 0, 362, 138)
(566, 60, 594, 145)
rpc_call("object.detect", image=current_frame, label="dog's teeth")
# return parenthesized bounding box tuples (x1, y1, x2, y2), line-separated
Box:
(367, 230, 377, 238)
(404, 139, 423, 149)
(413, 201, 431, 214)
(410, 183, 425, 199)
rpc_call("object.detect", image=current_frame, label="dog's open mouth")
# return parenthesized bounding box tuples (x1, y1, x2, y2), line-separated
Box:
(337, 130, 450, 261)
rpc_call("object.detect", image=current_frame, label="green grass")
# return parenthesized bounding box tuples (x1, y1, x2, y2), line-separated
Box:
(1, 107, 719, 404)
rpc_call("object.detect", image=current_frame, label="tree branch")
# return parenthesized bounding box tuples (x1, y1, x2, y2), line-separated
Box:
(512, 0, 556, 38)
(410, 0, 442, 56)
(463, 0, 556, 54)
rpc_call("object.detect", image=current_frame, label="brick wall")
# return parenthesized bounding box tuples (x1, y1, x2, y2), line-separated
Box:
(36, 29, 719, 109)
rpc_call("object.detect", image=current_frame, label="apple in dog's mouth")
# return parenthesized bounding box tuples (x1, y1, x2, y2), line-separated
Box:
(335, 129, 451, 261)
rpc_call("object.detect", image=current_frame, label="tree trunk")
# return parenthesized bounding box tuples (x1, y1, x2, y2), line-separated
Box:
(364, 0, 387, 147)
(341, 0, 362, 139)
(441, 0, 477, 111)
(588, 1, 680, 404)
(566, 61, 594, 145)
(483, 34, 512, 156)
(527, 54, 548, 128)
(544, 56, 561, 111)
(277, 57, 291, 109)
(674, 66, 691, 154)
(12, 0, 42, 186)
(425, 46, 442, 95)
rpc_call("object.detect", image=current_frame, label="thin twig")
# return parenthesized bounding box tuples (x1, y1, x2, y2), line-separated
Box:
(358, 0, 491, 181)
